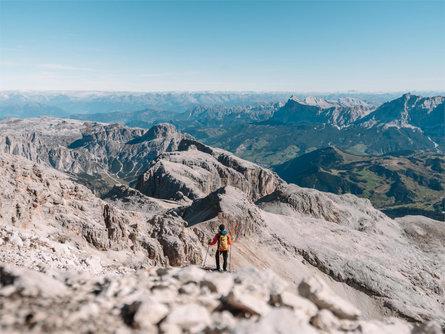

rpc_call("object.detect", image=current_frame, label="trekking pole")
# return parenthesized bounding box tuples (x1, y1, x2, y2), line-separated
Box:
(202, 244, 210, 268)
(229, 246, 232, 272)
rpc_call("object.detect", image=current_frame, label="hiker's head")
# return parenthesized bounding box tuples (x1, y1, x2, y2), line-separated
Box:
(219, 224, 225, 231)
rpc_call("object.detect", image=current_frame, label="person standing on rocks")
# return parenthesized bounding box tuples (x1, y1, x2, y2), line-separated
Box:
(209, 224, 232, 271)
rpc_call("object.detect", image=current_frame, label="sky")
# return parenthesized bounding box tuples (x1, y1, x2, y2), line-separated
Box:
(0, 0, 444, 92)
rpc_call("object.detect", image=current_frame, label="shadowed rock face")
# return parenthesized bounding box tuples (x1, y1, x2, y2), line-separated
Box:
(136, 138, 280, 201)
(102, 184, 165, 214)
(0, 118, 191, 194)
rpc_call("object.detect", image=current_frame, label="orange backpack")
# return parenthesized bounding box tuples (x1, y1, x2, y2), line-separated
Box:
(218, 233, 229, 250)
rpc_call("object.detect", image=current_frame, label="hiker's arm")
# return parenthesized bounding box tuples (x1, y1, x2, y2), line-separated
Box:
(228, 234, 233, 245)
(209, 234, 218, 245)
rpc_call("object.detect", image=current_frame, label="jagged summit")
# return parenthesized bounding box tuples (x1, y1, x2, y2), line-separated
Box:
(357, 93, 444, 137)
(273, 95, 375, 128)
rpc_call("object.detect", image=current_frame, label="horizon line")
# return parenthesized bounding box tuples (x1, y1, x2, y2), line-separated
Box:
(1, 89, 445, 95)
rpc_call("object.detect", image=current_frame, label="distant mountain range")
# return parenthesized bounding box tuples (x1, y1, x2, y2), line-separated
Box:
(357, 93, 444, 140)
(2, 92, 443, 159)
(179, 93, 444, 163)
(1, 90, 443, 118)
(269, 95, 375, 128)
(2, 92, 443, 165)
(0, 91, 293, 117)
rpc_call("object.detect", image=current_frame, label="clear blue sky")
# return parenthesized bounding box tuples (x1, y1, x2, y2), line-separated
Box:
(1, 0, 444, 92)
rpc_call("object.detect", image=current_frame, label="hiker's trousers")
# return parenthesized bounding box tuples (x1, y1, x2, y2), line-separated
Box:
(215, 250, 228, 271)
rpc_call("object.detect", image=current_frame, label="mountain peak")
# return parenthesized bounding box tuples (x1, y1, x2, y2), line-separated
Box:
(288, 95, 303, 103)
(147, 123, 178, 137)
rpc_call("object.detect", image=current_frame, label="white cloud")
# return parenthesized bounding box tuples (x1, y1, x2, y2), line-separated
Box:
(139, 71, 197, 78)
(41, 64, 95, 71)
(0, 60, 22, 66)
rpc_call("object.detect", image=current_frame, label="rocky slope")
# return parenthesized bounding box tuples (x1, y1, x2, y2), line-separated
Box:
(0, 120, 444, 332)
(132, 134, 445, 325)
(0, 117, 191, 194)
(0, 152, 203, 270)
(2, 264, 441, 334)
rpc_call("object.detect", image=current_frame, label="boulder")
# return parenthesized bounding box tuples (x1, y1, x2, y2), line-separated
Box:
(234, 309, 318, 334)
(312, 309, 340, 331)
(201, 271, 234, 296)
(224, 284, 271, 317)
(273, 291, 318, 323)
(132, 297, 169, 329)
(173, 266, 206, 283)
(298, 275, 361, 320)
(0, 265, 67, 298)
(161, 303, 212, 333)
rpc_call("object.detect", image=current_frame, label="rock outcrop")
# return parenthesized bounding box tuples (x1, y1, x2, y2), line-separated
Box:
(102, 184, 166, 214)
(136, 138, 280, 201)
(173, 186, 264, 239)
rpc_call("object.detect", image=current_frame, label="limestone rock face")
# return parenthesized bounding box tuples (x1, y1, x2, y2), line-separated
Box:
(257, 183, 388, 230)
(0, 118, 190, 193)
(271, 95, 375, 129)
(136, 138, 280, 201)
(0, 153, 203, 269)
(146, 215, 202, 266)
(173, 186, 264, 239)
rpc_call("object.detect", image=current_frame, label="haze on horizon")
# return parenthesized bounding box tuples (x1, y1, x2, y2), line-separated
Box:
(1, 0, 444, 93)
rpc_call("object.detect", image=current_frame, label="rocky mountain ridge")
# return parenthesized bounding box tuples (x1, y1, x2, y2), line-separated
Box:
(271, 95, 375, 128)
(0, 120, 444, 332)
(358, 93, 444, 141)
(0, 118, 191, 194)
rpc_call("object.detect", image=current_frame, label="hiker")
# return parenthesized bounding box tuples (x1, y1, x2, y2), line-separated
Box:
(208, 224, 232, 271)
